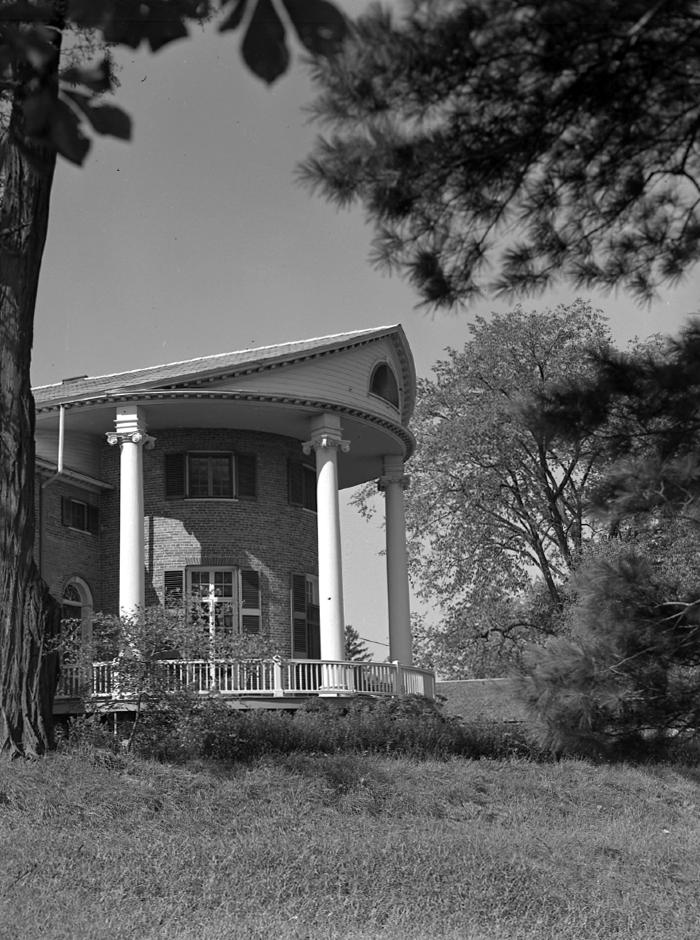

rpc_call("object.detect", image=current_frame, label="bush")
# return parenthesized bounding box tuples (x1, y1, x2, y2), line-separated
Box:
(518, 544, 700, 760)
(61, 693, 549, 764)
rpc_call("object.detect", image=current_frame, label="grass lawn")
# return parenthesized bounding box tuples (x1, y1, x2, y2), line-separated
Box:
(1, 748, 699, 940)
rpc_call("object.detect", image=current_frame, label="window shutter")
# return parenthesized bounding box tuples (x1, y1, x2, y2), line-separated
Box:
(291, 573, 308, 657)
(164, 570, 184, 606)
(288, 460, 303, 506)
(240, 569, 261, 634)
(236, 454, 257, 499)
(164, 453, 186, 498)
(87, 504, 99, 535)
(303, 465, 317, 512)
(61, 496, 70, 526)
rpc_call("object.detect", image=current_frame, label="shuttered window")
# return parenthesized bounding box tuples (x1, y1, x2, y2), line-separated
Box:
(188, 454, 233, 498)
(164, 452, 257, 500)
(61, 497, 99, 534)
(164, 568, 262, 636)
(288, 461, 316, 512)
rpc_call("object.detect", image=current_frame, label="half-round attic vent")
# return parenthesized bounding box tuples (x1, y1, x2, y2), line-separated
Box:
(369, 362, 399, 409)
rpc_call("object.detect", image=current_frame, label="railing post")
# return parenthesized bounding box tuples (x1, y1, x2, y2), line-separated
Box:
(393, 660, 402, 695)
(273, 656, 284, 697)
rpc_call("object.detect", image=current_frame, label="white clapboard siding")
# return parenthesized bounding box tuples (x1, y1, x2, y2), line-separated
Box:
(205, 340, 404, 423)
(35, 429, 102, 479)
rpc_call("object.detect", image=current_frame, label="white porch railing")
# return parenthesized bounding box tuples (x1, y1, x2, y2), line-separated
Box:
(57, 659, 436, 702)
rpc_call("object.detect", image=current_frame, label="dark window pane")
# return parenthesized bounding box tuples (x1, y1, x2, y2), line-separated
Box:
(210, 456, 233, 497)
(214, 571, 233, 597)
(188, 456, 211, 497)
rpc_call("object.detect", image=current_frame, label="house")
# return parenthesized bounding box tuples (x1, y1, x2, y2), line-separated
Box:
(33, 325, 434, 705)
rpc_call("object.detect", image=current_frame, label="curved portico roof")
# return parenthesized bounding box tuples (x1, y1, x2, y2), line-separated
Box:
(33, 325, 417, 489)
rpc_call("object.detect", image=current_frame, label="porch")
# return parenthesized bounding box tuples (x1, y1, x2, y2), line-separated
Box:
(55, 658, 436, 712)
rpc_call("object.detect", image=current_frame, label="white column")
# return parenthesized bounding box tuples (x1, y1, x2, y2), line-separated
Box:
(303, 414, 349, 665)
(379, 455, 412, 664)
(106, 406, 155, 620)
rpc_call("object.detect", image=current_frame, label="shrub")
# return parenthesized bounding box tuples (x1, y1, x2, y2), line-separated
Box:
(60, 692, 549, 764)
(518, 544, 700, 760)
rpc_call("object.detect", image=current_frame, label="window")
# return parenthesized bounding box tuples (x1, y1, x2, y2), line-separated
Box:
(163, 567, 262, 648)
(288, 460, 316, 512)
(60, 578, 94, 662)
(369, 362, 400, 409)
(61, 583, 83, 623)
(189, 568, 235, 640)
(189, 455, 232, 498)
(61, 497, 99, 534)
(165, 453, 257, 499)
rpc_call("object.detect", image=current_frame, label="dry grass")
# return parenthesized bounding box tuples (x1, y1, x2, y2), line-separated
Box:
(1, 748, 699, 939)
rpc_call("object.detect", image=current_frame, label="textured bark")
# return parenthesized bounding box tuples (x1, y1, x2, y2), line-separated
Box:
(0, 7, 63, 758)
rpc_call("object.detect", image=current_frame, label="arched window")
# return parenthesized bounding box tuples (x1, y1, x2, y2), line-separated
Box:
(61, 578, 94, 658)
(369, 362, 400, 409)
(61, 583, 83, 619)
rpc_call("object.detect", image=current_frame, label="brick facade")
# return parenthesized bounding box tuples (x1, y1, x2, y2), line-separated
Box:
(62, 428, 319, 656)
(36, 475, 102, 611)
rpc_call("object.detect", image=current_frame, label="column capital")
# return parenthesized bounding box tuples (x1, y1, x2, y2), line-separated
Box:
(302, 434, 351, 456)
(107, 405, 156, 449)
(106, 430, 156, 449)
(378, 455, 409, 492)
(302, 413, 350, 455)
(377, 471, 410, 492)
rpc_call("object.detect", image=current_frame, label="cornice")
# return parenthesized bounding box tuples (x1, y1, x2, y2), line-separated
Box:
(35, 389, 416, 456)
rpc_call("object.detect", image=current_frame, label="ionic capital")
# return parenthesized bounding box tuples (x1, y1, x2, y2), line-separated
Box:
(107, 430, 156, 449)
(378, 472, 410, 492)
(108, 405, 155, 450)
(302, 435, 351, 456)
(303, 413, 350, 456)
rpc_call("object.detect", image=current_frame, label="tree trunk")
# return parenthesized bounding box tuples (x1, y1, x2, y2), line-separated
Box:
(0, 10, 63, 758)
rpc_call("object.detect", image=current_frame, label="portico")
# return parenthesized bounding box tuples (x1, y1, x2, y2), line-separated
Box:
(33, 325, 424, 704)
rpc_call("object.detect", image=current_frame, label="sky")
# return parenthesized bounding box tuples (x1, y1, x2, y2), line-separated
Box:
(32, 5, 700, 657)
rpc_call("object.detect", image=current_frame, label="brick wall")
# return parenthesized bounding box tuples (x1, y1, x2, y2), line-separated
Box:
(99, 428, 318, 655)
(36, 476, 102, 610)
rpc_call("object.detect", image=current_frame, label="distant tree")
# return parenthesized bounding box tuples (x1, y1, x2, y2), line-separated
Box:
(0, 0, 347, 758)
(301, 0, 700, 308)
(375, 301, 611, 675)
(344, 624, 372, 662)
